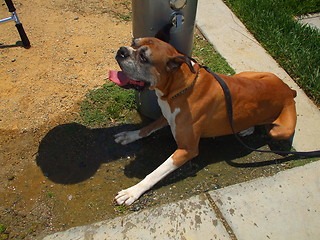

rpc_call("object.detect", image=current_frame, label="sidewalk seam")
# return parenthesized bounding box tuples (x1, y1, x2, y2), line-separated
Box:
(205, 192, 238, 240)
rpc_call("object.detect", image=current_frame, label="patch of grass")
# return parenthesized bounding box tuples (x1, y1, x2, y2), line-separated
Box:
(193, 30, 235, 75)
(283, 0, 320, 15)
(47, 192, 54, 198)
(78, 83, 136, 127)
(114, 205, 128, 213)
(287, 156, 320, 168)
(226, 0, 320, 105)
(0, 224, 8, 240)
(0, 224, 6, 234)
(103, 0, 132, 22)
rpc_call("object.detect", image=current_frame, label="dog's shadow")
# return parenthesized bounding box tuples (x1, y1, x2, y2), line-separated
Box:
(36, 122, 178, 185)
(36, 122, 142, 184)
(113, 125, 296, 187)
(36, 123, 295, 186)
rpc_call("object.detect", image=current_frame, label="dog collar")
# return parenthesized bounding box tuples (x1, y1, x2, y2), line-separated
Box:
(170, 68, 200, 100)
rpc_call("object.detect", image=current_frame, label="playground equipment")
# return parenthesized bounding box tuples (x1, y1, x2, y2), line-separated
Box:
(0, 0, 30, 48)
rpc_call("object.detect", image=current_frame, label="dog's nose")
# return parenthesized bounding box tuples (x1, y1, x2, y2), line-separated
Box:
(117, 47, 130, 59)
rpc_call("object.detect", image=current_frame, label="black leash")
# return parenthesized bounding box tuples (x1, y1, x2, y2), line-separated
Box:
(202, 66, 320, 157)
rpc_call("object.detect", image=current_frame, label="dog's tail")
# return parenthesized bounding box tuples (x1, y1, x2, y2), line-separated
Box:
(291, 89, 297, 98)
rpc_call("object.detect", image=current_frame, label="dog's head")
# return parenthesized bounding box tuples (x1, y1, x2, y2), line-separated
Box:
(115, 37, 195, 90)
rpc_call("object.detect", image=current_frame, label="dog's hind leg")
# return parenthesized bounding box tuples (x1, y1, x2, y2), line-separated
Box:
(266, 103, 297, 140)
(114, 115, 168, 145)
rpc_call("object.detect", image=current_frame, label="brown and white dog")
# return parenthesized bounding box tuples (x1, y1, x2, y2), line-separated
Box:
(113, 37, 297, 205)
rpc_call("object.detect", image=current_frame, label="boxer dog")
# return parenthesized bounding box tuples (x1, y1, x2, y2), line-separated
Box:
(113, 37, 297, 205)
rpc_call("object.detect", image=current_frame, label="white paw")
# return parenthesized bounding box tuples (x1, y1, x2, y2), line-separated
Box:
(114, 130, 141, 145)
(239, 127, 255, 137)
(114, 185, 145, 205)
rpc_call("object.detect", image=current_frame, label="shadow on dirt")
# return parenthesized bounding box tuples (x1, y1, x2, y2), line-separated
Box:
(36, 122, 141, 184)
(0, 41, 24, 49)
(36, 123, 294, 186)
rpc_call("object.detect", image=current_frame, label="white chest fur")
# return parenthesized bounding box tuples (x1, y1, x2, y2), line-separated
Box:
(155, 90, 180, 140)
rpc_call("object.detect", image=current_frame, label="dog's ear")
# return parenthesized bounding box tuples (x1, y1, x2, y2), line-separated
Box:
(166, 55, 196, 73)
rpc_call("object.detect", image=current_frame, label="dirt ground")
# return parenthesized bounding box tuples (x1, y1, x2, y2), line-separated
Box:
(1, 0, 132, 238)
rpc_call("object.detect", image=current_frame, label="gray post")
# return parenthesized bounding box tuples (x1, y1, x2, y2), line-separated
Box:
(132, 0, 198, 119)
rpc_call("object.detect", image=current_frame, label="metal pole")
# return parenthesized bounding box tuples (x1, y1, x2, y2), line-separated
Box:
(132, 0, 198, 119)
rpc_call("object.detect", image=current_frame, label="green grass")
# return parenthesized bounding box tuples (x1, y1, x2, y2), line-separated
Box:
(283, 0, 320, 15)
(114, 205, 128, 213)
(103, 0, 132, 22)
(0, 224, 7, 240)
(287, 156, 319, 168)
(77, 34, 235, 127)
(193, 30, 235, 75)
(226, 0, 320, 106)
(0, 224, 6, 234)
(78, 83, 136, 127)
(47, 192, 54, 198)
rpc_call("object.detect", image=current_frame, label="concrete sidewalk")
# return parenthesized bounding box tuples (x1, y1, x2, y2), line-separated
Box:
(298, 13, 320, 31)
(43, 0, 320, 239)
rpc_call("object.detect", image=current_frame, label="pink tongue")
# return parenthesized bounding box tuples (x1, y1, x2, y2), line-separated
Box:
(109, 71, 144, 87)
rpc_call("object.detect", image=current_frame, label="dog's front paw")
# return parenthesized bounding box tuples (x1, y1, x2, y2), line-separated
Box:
(114, 185, 144, 205)
(114, 130, 141, 145)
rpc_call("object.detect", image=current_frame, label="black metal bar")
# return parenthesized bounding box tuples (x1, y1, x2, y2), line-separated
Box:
(15, 23, 31, 48)
(5, 0, 16, 12)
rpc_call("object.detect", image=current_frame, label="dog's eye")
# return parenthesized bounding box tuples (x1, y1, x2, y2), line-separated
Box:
(139, 53, 148, 63)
